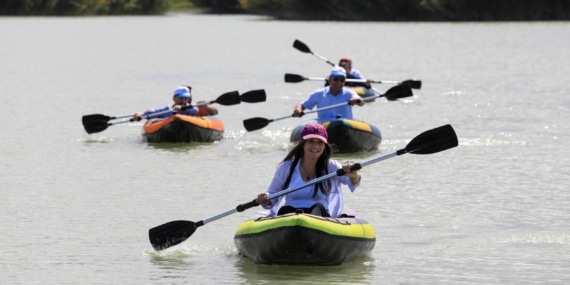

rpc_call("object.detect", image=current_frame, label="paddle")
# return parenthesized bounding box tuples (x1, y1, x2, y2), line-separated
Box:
(293, 39, 337, 67)
(242, 83, 412, 132)
(148, 124, 458, 251)
(293, 39, 422, 90)
(239, 89, 267, 104)
(81, 89, 266, 134)
(284, 73, 422, 90)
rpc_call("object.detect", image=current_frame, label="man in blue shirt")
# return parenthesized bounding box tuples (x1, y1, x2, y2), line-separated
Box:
(293, 67, 365, 124)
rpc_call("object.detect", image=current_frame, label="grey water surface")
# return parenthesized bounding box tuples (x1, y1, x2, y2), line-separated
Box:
(1, 14, 569, 284)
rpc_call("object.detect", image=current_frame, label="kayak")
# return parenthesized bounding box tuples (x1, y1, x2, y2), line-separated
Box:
(290, 119, 382, 153)
(234, 211, 376, 265)
(349, 86, 375, 99)
(142, 114, 224, 143)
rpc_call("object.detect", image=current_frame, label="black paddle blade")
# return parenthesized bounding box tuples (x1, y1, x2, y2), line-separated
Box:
(82, 114, 113, 134)
(148, 220, 197, 251)
(401, 79, 422, 89)
(81, 114, 114, 134)
(240, 89, 266, 103)
(293, 39, 311, 53)
(243, 117, 271, 132)
(82, 121, 110, 134)
(384, 84, 413, 101)
(215, 91, 241, 106)
(284, 73, 306, 83)
(404, 124, 458, 155)
(82, 114, 112, 123)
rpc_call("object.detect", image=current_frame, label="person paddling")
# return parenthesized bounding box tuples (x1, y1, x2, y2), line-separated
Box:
(338, 57, 372, 88)
(323, 57, 372, 89)
(255, 123, 361, 218)
(293, 67, 364, 124)
(132, 85, 218, 121)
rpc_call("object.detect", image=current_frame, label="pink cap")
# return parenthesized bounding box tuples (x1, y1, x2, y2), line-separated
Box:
(301, 123, 328, 143)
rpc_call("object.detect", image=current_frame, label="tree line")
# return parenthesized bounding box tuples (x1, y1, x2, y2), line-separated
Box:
(0, 0, 167, 15)
(2, 0, 569, 21)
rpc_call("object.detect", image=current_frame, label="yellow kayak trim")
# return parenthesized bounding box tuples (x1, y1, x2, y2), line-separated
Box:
(322, 119, 373, 133)
(235, 214, 376, 239)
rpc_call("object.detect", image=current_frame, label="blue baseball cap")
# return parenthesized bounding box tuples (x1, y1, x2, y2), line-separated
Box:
(329, 67, 346, 78)
(173, 86, 191, 98)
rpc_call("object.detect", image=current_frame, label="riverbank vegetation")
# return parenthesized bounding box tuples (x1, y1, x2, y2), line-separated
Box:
(2, 0, 569, 21)
(0, 0, 168, 15)
(240, 0, 570, 21)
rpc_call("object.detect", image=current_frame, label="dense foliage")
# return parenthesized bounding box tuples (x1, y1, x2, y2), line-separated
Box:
(240, 0, 570, 21)
(2, 0, 569, 20)
(0, 0, 168, 15)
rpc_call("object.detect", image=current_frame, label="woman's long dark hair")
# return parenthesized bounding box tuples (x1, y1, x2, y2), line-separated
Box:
(281, 140, 333, 197)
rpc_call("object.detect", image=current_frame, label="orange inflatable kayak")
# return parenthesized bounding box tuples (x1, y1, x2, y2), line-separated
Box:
(142, 114, 224, 143)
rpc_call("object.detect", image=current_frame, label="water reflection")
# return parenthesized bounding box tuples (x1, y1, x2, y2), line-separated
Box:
(145, 245, 377, 284)
(145, 141, 220, 152)
(233, 255, 377, 285)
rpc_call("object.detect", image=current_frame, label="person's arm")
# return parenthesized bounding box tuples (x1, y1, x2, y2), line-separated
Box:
(256, 162, 289, 209)
(348, 98, 365, 106)
(350, 70, 371, 88)
(132, 112, 143, 121)
(174, 104, 197, 116)
(203, 105, 218, 115)
(187, 99, 218, 116)
(333, 160, 361, 191)
(347, 89, 365, 107)
(294, 89, 321, 117)
(256, 161, 301, 217)
(326, 161, 359, 218)
(195, 105, 218, 116)
(133, 106, 170, 121)
(343, 163, 361, 185)
(293, 104, 305, 117)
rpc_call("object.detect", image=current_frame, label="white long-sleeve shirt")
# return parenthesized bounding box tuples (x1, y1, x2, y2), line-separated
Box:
(261, 159, 360, 218)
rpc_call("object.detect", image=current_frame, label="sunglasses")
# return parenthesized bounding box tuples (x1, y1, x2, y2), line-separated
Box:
(331, 76, 345, 82)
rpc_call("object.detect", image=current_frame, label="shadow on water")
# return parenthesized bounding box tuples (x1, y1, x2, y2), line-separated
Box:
(232, 254, 377, 285)
(144, 141, 220, 152)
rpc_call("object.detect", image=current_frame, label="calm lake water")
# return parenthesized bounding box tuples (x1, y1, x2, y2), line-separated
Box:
(1, 14, 569, 284)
